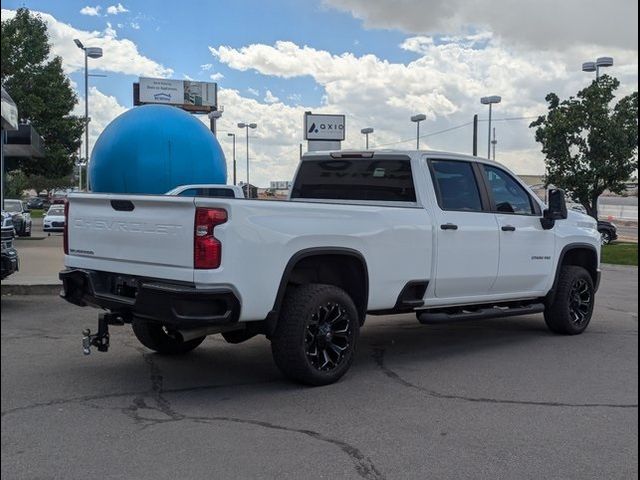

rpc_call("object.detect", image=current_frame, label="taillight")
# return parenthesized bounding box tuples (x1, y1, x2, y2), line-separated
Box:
(194, 208, 227, 269)
(63, 201, 69, 255)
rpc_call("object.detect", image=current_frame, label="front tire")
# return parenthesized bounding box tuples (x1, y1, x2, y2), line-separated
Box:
(271, 284, 359, 386)
(544, 266, 595, 335)
(132, 319, 205, 354)
(600, 231, 612, 245)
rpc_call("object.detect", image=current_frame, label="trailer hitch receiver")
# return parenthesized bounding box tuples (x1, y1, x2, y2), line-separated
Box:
(82, 312, 124, 354)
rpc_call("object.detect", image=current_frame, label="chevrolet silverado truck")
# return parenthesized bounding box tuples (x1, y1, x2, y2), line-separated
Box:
(60, 150, 601, 385)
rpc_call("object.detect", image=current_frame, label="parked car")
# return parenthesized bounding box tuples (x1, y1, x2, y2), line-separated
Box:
(26, 197, 45, 210)
(61, 150, 601, 385)
(3, 199, 32, 237)
(165, 184, 245, 198)
(597, 220, 618, 245)
(43, 205, 66, 233)
(1, 211, 19, 280)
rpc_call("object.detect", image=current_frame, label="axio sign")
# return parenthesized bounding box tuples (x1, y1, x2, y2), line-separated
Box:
(304, 113, 346, 141)
(139, 77, 217, 107)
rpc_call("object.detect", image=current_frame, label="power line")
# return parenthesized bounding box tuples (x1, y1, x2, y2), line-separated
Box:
(368, 115, 541, 149)
(370, 120, 474, 148)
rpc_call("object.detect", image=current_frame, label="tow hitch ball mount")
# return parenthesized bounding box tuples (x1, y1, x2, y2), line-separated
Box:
(82, 312, 124, 355)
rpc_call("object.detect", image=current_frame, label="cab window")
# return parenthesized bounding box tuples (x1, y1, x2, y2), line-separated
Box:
(482, 165, 536, 215)
(429, 160, 483, 212)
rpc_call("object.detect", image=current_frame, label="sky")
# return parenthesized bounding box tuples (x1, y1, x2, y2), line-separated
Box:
(1, 0, 638, 187)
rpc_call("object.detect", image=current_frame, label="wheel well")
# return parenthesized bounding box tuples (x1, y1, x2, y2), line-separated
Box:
(269, 250, 369, 331)
(559, 247, 598, 285)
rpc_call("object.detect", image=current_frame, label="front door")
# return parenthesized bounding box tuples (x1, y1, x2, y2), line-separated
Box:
(480, 164, 555, 294)
(428, 159, 500, 299)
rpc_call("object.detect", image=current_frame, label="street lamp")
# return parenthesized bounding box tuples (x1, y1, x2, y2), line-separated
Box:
(227, 133, 236, 185)
(410, 114, 426, 150)
(237, 122, 257, 198)
(480, 95, 501, 159)
(582, 56, 614, 80)
(208, 108, 223, 135)
(360, 127, 374, 149)
(74, 39, 103, 191)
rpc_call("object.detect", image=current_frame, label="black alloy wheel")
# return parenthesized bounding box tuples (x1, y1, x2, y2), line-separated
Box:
(568, 278, 593, 326)
(304, 302, 352, 372)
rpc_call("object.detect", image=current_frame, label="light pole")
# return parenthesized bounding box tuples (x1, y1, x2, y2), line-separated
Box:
(227, 133, 236, 185)
(491, 127, 497, 161)
(410, 114, 426, 149)
(360, 127, 374, 149)
(237, 122, 257, 198)
(582, 56, 614, 80)
(208, 108, 223, 135)
(480, 95, 501, 159)
(74, 39, 102, 191)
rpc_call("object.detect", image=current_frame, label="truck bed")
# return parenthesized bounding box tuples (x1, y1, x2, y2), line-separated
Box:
(65, 193, 432, 320)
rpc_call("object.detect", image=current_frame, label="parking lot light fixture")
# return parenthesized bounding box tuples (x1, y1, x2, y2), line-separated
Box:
(410, 114, 426, 150)
(227, 133, 237, 185)
(582, 57, 613, 80)
(480, 96, 501, 159)
(361, 127, 374, 149)
(237, 122, 257, 197)
(74, 38, 103, 191)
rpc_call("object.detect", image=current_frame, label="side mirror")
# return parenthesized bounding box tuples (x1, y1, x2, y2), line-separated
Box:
(541, 188, 568, 230)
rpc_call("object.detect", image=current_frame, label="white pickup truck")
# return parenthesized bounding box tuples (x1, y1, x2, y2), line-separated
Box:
(60, 150, 601, 385)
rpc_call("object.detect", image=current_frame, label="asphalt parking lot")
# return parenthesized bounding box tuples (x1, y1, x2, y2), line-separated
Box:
(2, 265, 638, 479)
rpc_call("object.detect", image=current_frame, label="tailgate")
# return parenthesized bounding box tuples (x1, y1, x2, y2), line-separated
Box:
(66, 194, 196, 280)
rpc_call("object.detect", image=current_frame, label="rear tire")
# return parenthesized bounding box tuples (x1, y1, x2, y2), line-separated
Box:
(132, 319, 205, 354)
(271, 284, 359, 386)
(544, 266, 595, 335)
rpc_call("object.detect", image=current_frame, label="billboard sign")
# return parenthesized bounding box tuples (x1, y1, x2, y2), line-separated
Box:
(138, 77, 217, 108)
(270, 181, 292, 190)
(304, 113, 345, 141)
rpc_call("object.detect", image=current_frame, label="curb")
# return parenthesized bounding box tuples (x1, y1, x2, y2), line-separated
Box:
(1, 284, 62, 296)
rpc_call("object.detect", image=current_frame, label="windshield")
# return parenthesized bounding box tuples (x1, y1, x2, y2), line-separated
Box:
(47, 207, 65, 215)
(4, 200, 22, 213)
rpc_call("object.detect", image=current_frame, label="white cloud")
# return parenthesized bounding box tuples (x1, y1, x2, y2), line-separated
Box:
(79, 6, 101, 16)
(264, 90, 280, 104)
(1, 9, 173, 78)
(323, 0, 638, 50)
(129, 22, 140, 30)
(106, 3, 129, 15)
(200, 63, 213, 71)
(104, 22, 117, 37)
(210, 72, 224, 81)
(209, 38, 638, 182)
(247, 87, 259, 96)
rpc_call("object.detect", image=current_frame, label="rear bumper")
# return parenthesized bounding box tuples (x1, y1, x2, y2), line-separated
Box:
(59, 268, 240, 328)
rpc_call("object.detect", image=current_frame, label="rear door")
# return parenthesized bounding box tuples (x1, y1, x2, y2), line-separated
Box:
(428, 159, 499, 298)
(479, 164, 555, 294)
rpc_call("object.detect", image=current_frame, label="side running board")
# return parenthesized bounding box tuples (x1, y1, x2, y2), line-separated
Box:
(417, 303, 545, 324)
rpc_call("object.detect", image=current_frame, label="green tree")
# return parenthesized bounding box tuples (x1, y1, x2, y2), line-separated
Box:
(1, 8, 84, 185)
(530, 75, 638, 219)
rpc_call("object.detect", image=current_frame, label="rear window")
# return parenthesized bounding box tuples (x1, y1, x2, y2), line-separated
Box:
(291, 158, 416, 202)
(178, 188, 235, 198)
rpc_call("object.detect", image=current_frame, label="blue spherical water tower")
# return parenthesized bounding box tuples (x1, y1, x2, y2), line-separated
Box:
(89, 104, 227, 194)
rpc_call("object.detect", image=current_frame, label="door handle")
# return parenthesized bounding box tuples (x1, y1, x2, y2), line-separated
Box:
(501, 225, 516, 232)
(440, 223, 458, 230)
